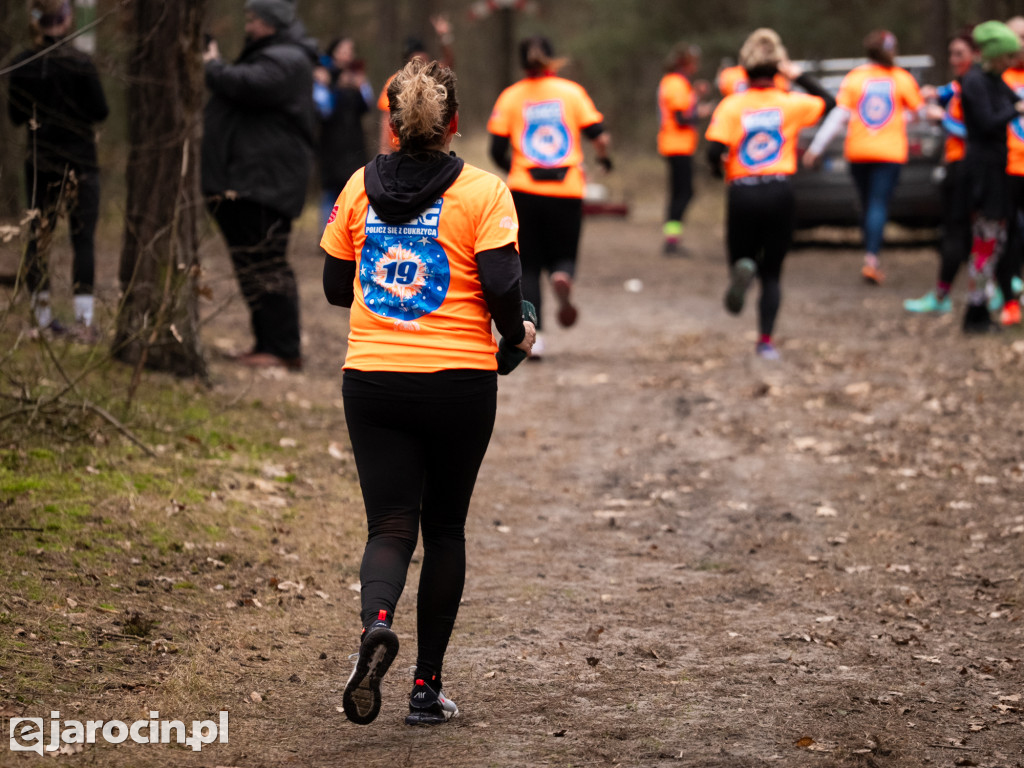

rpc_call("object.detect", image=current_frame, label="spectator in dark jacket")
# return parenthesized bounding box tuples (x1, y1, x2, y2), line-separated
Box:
(201, 0, 316, 370)
(7, 0, 108, 342)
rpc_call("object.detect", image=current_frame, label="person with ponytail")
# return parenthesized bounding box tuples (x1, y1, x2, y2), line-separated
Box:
(705, 28, 834, 360)
(487, 35, 611, 358)
(7, 0, 108, 342)
(803, 30, 927, 286)
(322, 59, 534, 727)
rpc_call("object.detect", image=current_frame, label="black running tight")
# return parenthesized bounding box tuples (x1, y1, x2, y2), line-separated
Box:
(342, 369, 497, 681)
(726, 180, 794, 338)
(511, 190, 583, 331)
(665, 153, 695, 223)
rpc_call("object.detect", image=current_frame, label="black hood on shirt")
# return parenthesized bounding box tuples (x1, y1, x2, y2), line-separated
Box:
(364, 151, 465, 223)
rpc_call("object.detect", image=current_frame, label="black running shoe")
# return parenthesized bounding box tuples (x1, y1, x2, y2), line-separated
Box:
(342, 610, 399, 725)
(724, 258, 757, 315)
(962, 302, 1000, 334)
(404, 677, 459, 726)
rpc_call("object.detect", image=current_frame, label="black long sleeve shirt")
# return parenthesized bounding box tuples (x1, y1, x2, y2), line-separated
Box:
(961, 63, 1020, 167)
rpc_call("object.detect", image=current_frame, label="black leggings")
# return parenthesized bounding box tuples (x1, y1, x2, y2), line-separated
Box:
(342, 369, 497, 681)
(665, 154, 694, 223)
(726, 180, 794, 338)
(511, 190, 583, 331)
(939, 160, 971, 288)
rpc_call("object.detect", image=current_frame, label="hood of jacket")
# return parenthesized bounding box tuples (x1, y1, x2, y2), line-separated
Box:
(364, 151, 464, 224)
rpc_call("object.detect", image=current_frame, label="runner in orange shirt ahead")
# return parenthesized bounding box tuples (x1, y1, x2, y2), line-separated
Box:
(706, 28, 834, 360)
(323, 60, 535, 727)
(658, 43, 711, 255)
(803, 30, 926, 285)
(488, 35, 611, 358)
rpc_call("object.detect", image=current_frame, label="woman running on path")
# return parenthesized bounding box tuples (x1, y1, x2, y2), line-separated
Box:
(705, 28, 834, 360)
(803, 30, 925, 286)
(658, 43, 711, 256)
(488, 35, 611, 358)
(322, 59, 535, 727)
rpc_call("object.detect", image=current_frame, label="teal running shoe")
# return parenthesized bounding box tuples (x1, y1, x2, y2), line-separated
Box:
(989, 286, 1005, 312)
(903, 291, 952, 314)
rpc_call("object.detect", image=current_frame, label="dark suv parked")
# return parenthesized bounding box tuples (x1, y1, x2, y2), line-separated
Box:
(790, 55, 944, 230)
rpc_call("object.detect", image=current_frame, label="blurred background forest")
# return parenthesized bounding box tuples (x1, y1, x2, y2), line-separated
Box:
(0, 0, 1021, 227)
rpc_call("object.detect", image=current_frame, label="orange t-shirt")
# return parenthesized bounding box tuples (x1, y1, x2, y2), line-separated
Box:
(705, 87, 825, 181)
(837, 63, 923, 163)
(716, 65, 788, 97)
(487, 74, 604, 198)
(657, 72, 698, 156)
(320, 163, 519, 372)
(942, 81, 965, 163)
(1003, 67, 1024, 176)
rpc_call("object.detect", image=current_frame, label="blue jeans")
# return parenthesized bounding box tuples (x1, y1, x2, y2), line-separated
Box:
(849, 162, 901, 256)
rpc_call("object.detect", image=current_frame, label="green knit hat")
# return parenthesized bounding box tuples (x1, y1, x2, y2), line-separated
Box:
(974, 20, 1021, 61)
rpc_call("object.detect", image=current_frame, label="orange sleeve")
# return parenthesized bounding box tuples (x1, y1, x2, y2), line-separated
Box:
(320, 177, 361, 260)
(898, 68, 924, 110)
(704, 98, 738, 145)
(795, 93, 826, 127)
(474, 179, 519, 254)
(574, 84, 604, 129)
(486, 88, 512, 137)
(836, 70, 860, 111)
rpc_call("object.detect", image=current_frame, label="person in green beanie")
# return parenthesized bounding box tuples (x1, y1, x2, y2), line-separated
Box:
(958, 20, 1024, 332)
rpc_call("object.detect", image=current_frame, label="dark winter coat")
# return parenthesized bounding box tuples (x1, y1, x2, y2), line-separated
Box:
(201, 24, 317, 220)
(7, 35, 109, 173)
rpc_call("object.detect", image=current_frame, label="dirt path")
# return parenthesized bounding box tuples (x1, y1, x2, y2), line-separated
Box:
(6, 201, 1022, 768)
(186, 204, 1024, 768)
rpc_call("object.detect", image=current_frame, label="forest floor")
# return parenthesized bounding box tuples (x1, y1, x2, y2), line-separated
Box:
(1, 186, 1023, 767)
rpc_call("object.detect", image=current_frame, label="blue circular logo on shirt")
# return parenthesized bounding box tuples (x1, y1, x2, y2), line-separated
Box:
(740, 129, 783, 169)
(359, 235, 450, 321)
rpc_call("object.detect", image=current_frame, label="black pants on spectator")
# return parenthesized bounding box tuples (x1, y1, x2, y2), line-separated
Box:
(23, 163, 99, 295)
(511, 191, 582, 331)
(208, 198, 301, 360)
(664, 153, 694, 223)
(342, 369, 497, 682)
(726, 179, 794, 338)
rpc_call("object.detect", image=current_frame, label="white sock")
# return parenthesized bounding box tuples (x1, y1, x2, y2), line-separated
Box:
(73, 294, 94, 326)
(32, 291, 53, 328)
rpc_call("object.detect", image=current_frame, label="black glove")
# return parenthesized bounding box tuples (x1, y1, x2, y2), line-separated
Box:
(597, 156, 613, 172)
(495, 300, 538, 375)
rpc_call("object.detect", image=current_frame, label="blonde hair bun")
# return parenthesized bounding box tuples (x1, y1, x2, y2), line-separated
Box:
(739, 28, 787, 71)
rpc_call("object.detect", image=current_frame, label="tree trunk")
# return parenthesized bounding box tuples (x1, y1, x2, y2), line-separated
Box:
(0, 0, 23, 219)
(114, 0, 208, 380)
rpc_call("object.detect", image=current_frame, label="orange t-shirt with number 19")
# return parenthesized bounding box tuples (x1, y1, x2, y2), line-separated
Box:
(320, 163, 519, 372)
(837, 62, 923, 163)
